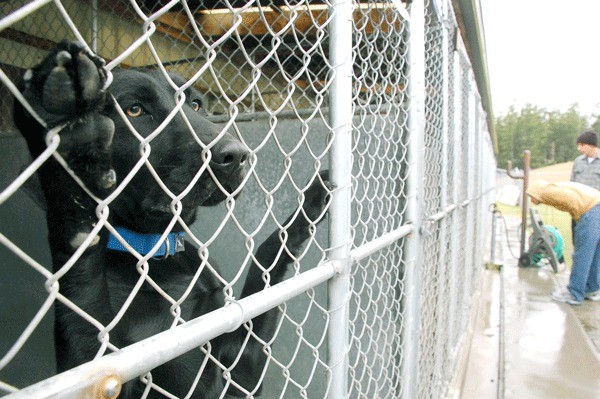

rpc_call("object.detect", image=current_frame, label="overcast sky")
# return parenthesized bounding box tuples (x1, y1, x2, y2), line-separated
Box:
(481, 0, 600, 117)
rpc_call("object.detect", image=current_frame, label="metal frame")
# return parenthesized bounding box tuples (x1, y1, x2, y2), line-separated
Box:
(326, 0, 354, 396)
(401, 1, 426, 398)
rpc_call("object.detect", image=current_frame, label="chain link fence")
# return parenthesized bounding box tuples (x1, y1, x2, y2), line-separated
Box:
(0, 0, 496, 398)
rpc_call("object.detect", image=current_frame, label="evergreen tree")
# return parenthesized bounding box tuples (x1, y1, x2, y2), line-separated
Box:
(495, 105, 586, 170)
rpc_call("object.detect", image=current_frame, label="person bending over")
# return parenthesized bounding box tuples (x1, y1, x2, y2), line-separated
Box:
(527, 180, 600, 305)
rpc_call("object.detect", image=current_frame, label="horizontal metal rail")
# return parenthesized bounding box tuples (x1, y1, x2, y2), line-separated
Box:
(427, 204, 458, 223)
(350, 224, 414, 262)
(5, 262, 339, 399)
(4, 220, 435, 399)
(3, 181, 494, 399)
(458, 187, 496, 210)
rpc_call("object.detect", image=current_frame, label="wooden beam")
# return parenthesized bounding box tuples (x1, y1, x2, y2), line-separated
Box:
(0, 28, 57, 52)
(193, 3, 406, 37)
(0, 28, 127, 68)
(148, 2, 408, 39)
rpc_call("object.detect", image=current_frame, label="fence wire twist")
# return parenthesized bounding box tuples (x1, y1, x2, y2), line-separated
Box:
(0, 0, 496, 398)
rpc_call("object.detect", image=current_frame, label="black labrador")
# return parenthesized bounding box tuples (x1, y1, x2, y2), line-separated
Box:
(13, 41, 331, 398)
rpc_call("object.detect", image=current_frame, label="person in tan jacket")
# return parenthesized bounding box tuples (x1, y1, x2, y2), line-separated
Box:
(527, 180, 600, 305)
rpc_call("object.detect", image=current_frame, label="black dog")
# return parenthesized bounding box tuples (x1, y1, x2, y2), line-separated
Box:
(13, 41, 331, 398)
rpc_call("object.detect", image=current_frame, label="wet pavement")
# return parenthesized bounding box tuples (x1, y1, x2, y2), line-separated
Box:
(569, 284, 600, 356)
(503, 263, 600, 399)
(454, 216, 600, 399)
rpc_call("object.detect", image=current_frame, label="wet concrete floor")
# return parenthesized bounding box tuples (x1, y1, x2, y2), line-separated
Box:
(503, 264, 600, 399)
(458, 217, 600, 399)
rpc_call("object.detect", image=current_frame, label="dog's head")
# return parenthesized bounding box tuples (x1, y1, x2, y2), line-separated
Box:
(105, 69, 249, 231)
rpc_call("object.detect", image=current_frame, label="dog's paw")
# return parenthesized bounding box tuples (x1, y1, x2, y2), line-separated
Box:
(19, 41, 114, 150)
(22, 41, 107, 119)
(19, 41, 116, 192)
(301, 170, 334, 224)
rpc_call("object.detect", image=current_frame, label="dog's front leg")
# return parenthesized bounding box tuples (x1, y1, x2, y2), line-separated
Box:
(13, 41, 115, 254)
(221, 171, 332, 396)
(242, 170, 332, 296)
(13, 41, 116, 370)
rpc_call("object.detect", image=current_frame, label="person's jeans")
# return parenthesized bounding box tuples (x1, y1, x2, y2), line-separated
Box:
(568, 204, 600, 301)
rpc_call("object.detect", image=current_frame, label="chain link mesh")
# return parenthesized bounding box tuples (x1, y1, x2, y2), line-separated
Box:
(0, 0, 496, 397)
(415, 2, 445, 397)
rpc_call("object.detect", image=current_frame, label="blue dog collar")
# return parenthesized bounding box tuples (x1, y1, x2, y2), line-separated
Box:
(107, 227, 185, 259)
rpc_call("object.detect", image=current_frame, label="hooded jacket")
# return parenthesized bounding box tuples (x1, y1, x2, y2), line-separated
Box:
(526, 180, 600, 221)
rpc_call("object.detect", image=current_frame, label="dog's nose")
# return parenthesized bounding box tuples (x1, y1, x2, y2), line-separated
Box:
(210, 137, 249, 168)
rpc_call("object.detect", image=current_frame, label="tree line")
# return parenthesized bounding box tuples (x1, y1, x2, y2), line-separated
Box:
(495, 105, 600, 170)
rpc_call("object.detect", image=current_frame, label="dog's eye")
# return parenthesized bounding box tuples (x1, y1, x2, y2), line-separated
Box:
(191, 99, 202, 112)
(126, 104, 144, 118)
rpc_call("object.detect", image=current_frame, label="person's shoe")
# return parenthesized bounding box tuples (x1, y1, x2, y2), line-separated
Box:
(551, 289, 582, 305)
(584, 290, 600, 301)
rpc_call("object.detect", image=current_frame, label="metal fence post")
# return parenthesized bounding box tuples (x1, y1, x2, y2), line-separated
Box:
(464, 73, 475, 286)
(478, 108, 487, 264)
(472, 102, 481, 268)
(326, 0, 353, 397)
(402, 1, 426, 398)
(432, 0, 450, 388)
(446, 45, 461, 368)
(521, 150, 531, 255)
(474, 104, 485, 270)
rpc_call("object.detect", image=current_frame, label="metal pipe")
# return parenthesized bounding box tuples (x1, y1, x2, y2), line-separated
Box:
(432, 2, 451, 387)
(463, 68, 476, 322)
(490, 205, 498, 264)
(350, 224, 414, 262)
(4, 262, 338, 399)
(476, 106, 484, 267)
(427, 203, 457, 223)
(520, 150, 531, 255)
(507, 151, 531, 256)
(445, 46, 462, 373)
(401, 1, 426, 398)
(326, 0, 354, 396)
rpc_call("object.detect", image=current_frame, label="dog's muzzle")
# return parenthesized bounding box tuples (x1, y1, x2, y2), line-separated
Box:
(207, 135, 249, 196)
(209, 135, 249, 174)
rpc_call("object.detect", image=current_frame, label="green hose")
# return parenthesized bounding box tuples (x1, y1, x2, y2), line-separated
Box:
(532, 225, 564, 266)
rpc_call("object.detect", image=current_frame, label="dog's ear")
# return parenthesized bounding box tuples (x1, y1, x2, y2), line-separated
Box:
(18, 163, 47, 212)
